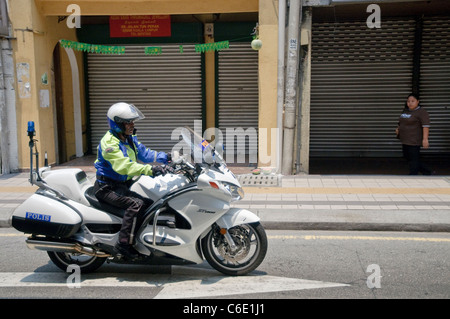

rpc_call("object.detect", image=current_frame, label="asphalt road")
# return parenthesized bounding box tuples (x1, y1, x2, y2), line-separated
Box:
(0, 228, 449, 301)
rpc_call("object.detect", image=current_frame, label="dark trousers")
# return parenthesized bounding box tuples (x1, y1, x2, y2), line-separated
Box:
(402, 144, 432, 175)
(93, 180, 153, 245)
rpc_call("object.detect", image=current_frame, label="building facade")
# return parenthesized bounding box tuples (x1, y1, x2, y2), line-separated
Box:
(2, 0, 449, 174)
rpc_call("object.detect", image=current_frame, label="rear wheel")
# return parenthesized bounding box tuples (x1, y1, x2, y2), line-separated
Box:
(202, 222, 268, 276)
(47, 251, 106, 274)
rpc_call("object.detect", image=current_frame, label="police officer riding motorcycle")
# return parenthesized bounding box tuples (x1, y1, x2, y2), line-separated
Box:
(94, 102, 170, 259)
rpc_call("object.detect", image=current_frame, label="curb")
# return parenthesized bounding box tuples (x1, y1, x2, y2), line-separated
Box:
(261, 221, 450, 232)
(0, 218, 11, 228)
(2, 215, 450, 232)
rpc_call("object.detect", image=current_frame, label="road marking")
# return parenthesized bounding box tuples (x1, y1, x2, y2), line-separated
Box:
(0, 272, 349, 298)
(268, 235, 450, 242)
(154, 275, 348, 299)
(3, 233, 450, 243)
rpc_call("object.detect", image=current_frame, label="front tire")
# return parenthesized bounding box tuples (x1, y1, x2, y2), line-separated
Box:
(47, 251, 106, 274)
(202, 222, 268, 276)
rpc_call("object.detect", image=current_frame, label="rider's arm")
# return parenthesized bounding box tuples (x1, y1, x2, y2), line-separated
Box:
(132, 136, 168, 164)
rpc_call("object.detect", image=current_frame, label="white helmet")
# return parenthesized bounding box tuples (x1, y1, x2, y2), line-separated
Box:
(107, 102, 145, 133)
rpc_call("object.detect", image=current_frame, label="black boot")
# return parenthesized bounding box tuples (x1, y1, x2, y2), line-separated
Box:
(115, 242, 139, 260)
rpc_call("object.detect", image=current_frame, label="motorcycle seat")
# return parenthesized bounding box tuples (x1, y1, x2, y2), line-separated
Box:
(84, 186, 126, 218)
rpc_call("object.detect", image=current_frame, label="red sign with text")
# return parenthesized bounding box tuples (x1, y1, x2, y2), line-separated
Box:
(110, 15, 171, 38)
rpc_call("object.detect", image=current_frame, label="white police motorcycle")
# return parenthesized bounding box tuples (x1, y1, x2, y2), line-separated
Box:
(12, 124, 267, 275)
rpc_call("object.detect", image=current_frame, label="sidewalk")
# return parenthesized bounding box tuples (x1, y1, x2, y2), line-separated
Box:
(1, 169, 449, 232)
(237, 174, 450, 232)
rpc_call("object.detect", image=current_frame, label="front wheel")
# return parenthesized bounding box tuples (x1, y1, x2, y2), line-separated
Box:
(202, 222, 268, 276)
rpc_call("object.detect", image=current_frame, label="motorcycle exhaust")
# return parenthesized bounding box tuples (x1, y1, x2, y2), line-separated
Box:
(26, 238, 111, 258)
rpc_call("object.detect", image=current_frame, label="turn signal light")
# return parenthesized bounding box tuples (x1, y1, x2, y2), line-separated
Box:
(209, 181, 220, 189)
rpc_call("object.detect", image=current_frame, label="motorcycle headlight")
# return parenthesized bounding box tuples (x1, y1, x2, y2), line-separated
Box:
(223, 182, 244, 201)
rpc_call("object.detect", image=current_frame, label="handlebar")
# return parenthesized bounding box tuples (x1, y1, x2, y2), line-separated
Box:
(165, 157, 197, 182)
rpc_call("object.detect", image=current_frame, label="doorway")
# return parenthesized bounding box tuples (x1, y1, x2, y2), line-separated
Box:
(52, 44, 67, 164)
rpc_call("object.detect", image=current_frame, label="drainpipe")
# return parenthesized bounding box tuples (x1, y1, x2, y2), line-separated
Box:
(0, 0, 17, 174)
(276, 0, 286, 174)
(0, 39, 7, 174)
(282, 0, 302, 175)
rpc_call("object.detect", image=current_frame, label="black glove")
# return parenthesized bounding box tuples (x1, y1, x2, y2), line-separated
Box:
(152, 165, 168, 177)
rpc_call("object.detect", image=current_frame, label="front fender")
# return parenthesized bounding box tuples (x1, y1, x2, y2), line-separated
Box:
(215, 208, 260, 229)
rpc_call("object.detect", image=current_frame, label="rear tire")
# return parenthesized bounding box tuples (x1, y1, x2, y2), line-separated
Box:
(47, 251, 106, 274)
(202, 222, 268, 276)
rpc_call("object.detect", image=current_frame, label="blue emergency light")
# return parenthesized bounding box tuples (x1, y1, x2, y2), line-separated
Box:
(27, 121, 35, 137)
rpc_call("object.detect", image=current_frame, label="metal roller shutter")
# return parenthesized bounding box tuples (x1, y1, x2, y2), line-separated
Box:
(217, 42, 258, 160)
(420, 17, 450, 154)
(310, 19, 415, 157)
(87, 44, 202, 153)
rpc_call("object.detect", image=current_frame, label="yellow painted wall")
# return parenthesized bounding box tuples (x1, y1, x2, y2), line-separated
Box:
(204, 35, 216, 131)
(35, 0, 258, 16)
(11, 0, 271, 170)
(258, 0, 279, 167)
(10, 0, 85, 169)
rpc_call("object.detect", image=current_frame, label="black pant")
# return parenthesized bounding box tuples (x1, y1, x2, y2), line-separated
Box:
(402, 144, 432, 175)
(93, 180, 153, 245)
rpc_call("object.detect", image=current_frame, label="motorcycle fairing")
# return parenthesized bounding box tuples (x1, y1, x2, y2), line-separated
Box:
(215, 208, 261, 230)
